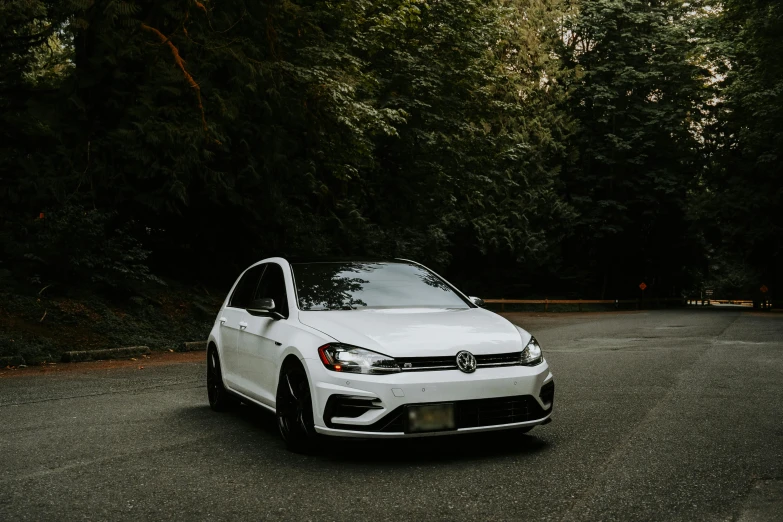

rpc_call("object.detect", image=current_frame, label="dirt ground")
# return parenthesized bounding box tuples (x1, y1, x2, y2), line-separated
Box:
(0, 350, 205, 379)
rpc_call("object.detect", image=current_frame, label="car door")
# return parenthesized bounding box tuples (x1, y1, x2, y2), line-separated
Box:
(221, 264, 264, 387)
(238, 262, 290, 406)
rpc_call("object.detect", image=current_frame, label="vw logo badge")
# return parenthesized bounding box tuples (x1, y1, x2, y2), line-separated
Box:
(456, 350, 477, 373)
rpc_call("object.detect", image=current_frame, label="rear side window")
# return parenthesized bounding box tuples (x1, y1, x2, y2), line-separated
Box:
(229, 264, 265, 308)
(254, 263, 289, 317)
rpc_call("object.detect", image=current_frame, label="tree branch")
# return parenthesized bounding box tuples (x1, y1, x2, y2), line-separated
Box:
(140, 23, 208, 133)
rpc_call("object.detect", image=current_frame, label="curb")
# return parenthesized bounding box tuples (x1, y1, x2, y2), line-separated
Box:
(177, 341, 208, 352)
(61, 346, 151, 363)
(0, 355, 26, 367)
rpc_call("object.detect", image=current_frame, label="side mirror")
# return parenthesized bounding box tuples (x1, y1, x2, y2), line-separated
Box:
(469, 296, 485, 307)
(250, 297, 279, 315)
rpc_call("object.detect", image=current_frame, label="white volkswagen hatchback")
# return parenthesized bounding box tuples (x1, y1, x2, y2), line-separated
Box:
(207, 258, 554, 452)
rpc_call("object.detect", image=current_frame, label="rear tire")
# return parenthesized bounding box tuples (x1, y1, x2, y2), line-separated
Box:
(207, 346, 233, 412)
(276, 361, 320, 453)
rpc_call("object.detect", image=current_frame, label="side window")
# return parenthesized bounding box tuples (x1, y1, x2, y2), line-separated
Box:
(254, 263, 289, 317)
(229, 264, 265, 309)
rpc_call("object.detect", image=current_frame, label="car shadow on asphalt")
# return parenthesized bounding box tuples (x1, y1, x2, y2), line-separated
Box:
(175, 402, 550, 464)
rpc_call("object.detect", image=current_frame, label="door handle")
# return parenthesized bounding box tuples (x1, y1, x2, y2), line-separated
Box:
(239, 321, 248, 330)
(219, 317, 227, 325)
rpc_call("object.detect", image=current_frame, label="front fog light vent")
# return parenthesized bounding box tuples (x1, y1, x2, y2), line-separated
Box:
(539, 381, 555, 408)
(324, 395, 382, 423)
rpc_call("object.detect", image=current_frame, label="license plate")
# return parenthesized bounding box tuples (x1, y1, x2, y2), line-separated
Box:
(407, 403, 456, 433)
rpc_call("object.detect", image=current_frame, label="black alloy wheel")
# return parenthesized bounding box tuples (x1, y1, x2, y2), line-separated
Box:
(207, 346, 232, 411)
(276, 363, 319, 453)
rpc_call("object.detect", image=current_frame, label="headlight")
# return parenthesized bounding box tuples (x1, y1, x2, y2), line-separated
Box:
(318, 343, 400, 374)
(520, 336, 543, 366)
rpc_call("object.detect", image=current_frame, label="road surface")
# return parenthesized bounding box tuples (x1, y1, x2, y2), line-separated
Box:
(1, 309, 782, 521)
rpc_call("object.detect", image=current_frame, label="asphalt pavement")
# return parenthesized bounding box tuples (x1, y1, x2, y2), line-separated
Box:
(1, 309, 782, 521)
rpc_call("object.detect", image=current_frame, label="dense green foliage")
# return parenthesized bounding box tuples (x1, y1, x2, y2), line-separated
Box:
(0, 0, 780, 304)
(560, 0, 710, 298)
(697, 0, 783, 300)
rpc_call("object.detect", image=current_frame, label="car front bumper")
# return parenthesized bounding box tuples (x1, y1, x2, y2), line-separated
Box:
(302, 357, 554, 438)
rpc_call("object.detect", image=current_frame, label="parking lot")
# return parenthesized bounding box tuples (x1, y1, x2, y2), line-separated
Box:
(1, 309, 782, 521)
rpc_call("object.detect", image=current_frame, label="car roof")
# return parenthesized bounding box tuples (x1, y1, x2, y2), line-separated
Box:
(284, 257, 406, 265)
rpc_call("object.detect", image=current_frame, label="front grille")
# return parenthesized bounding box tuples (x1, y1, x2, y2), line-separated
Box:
(330, 394, 548, 433)
(379, 411, 406, 432)
(396, 356, 456, 371)
(457, 395, 543, 429)
(475, 352, 522, 367)
(397, 352, 522, 371)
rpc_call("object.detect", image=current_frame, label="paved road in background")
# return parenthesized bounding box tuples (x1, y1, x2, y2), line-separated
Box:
(2, 309, 782, 521)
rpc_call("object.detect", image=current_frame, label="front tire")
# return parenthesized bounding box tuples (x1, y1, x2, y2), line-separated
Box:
(207, 346, 233, 412)
(276, 361, 319, 453)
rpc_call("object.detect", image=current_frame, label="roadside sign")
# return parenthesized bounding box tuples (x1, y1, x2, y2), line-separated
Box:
(705, 289, 713, 296)
(760, 285, 768, 293)
(639, 282, 647, 291)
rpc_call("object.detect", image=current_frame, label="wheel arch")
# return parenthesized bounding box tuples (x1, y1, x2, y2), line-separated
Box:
(280, 353, 303, 370)
(277, 353, 307, 389)
(207, 330, 223, 360)
(206, 339, 222, 365)
(275, 352, 315, 409)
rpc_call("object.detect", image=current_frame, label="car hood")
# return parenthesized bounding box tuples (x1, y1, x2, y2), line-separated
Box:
(297, 308, 530, 357)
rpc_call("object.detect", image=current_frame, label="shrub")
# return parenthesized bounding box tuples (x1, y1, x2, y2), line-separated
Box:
(15, 204, 162, 290)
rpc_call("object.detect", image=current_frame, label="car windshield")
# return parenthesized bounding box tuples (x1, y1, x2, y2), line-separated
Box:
(291, 262, 471, 311)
